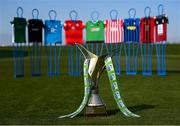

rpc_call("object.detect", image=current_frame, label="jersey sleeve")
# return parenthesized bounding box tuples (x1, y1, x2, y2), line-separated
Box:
(64, 22, 67, 30)
(104, 20, 107, 27)
(41, 21, 45, 28)
(165, 15, 169, 24)
(82, 22, 85, 29)
(121, 20, 124, 27)
(100, 21, 105, 28)
(85, 22, 89, 29)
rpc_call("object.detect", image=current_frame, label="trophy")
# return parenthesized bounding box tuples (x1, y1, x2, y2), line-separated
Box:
(59, 44, 140, 118)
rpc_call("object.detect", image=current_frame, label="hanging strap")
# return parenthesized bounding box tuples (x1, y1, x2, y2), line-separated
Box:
(17, 7, 23, 18)
(158, 4, 164, 16)
(105, 56, 140, 117)
(32, 8, 39, 19)
(69, 10, 78, 21)
(110, 9, 118, 20)
(49, 10, 57, 20)
(91, 11, 100, 22)
(59, 59, 91, 118)
(144, 6, 151, 18)
(128, 8, 136, 19)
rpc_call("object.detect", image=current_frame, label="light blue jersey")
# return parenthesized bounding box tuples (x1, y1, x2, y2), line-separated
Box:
(44, 20, 62, 45)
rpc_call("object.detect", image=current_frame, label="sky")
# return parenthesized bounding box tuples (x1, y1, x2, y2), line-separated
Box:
(0, 0, 180, 45)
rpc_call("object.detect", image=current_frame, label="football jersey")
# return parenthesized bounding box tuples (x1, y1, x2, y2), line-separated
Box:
(140, 17, 155, 43)
(86, 20, 104, 43)
(105, 19, 124, 43)
(124, 18, 140, 43)
(44, 20, 62, 45)
(11, 17, 27, 43)
(64, 20, 85, 45)
(155, 14, 168, 42)
(28, 19, 44, 43)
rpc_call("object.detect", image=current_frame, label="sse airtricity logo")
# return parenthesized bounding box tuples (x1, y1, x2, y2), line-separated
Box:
(110, 73, 116, 81)
(112, 82, 118, 90)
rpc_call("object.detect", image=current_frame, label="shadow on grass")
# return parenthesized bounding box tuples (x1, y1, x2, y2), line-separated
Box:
(63, 104, 156, 117)
(166, 71, 180, 73)
(129, 104, 156, 113)
(107, 104, 156, 116)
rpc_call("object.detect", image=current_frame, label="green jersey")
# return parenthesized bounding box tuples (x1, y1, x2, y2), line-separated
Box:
(11, 17, 27, 43)
(86, 20, 104, 43)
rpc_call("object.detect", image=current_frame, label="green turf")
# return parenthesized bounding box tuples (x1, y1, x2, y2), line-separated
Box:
(0, 44, 180, 125)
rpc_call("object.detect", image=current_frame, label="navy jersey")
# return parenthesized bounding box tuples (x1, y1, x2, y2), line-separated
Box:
(28, 19, 44, 43)
(124, 18, 140, 43)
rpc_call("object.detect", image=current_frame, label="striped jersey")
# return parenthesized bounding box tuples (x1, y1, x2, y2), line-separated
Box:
(105, 19, 124, 43)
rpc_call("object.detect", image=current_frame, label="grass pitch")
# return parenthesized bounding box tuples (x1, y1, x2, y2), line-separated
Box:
(0, 44, 180, 125)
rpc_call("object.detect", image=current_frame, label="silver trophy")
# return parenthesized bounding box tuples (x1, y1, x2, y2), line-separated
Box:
(59, 44, 140, 118)
(77, 44, 117, 116)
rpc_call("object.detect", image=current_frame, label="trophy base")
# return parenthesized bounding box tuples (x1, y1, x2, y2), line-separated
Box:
(84, 105, 107, 116)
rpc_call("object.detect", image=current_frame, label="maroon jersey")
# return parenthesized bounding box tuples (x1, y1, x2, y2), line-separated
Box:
(140, 17, 155, 43)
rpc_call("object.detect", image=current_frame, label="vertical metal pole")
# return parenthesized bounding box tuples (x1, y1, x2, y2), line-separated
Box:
(46, 44, 50, 76)
(148, 43, 150, 74)
(67, 46, 70, 75)
(91, 43, 94, 53)
(54, 44, 57, 75)
(75, 45, 79, 76)
(100, 43, 104, 55)
(105, 43, 109, 54)
(96, 43, 99, 55)
(142, 44, 146, 75)
(49, 44, 52, 75)
(163, 42, 167, 75)
(115, 43, 120, 75)
(57, 45, 61, 75)
(70, 46, 73, 76)
(13, 44, 17, 78)
(156, 43, 160, 75)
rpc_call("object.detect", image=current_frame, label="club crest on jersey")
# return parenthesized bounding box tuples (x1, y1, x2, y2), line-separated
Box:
(76, 23, 79, 27)
(145, 25, 149, 31)
(49, 27, 57, 33)
(91, 27, 100, 32)
(71, 26, 75, 30)
(127, 26, 136, 30)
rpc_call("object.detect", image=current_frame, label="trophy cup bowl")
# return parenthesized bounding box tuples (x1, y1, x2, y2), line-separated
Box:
(84, 56, 107, 116)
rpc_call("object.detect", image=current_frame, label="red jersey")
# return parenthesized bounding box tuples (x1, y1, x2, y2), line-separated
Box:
(64, 20, 85, 45)
(105, 19, 124, 43)
(155, 14, 168, 42)
(140, 17, 155, 43)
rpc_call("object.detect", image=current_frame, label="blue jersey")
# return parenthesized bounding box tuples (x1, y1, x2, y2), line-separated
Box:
(124, 18, 140, 43)
(44, 20, 62, 45)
